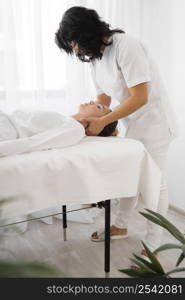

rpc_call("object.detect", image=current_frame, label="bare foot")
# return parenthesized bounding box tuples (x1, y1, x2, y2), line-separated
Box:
(91, 225, 128, 240)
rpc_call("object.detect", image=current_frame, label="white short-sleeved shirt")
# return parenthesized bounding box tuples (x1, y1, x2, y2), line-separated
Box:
(90, 33, 178, 140)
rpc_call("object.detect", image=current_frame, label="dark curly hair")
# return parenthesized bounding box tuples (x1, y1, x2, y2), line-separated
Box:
(98, 120, 118, 137)
(55, 6, 125, 62)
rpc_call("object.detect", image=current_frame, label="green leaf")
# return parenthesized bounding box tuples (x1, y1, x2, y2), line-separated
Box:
(0, 261, 63, 278)
(145, 209, 185, 243)
(182, 244, 185, 256)
(154, 243, 182, 253)
(142, 210, 185, 244)
(139, 212, 168, 230)
(130, 257, 156, 273)
(142, 242, 165, 274)
(133, 254, 158, 273)
(166, 268, 185, 276)
(176, 252, 185, 267)
(119, 268, 164, 278)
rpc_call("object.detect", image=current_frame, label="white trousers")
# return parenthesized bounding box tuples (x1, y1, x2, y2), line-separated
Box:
(114, 111, 173, 252)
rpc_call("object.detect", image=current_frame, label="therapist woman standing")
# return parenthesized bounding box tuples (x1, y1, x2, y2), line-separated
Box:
(55, 6, 178, 259)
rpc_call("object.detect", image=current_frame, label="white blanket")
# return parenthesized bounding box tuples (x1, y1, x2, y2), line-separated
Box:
(0, 110, 85, 157)
(0, 137, 161, 219)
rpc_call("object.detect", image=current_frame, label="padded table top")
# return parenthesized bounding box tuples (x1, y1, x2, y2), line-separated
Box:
(0, 136, 161, 218)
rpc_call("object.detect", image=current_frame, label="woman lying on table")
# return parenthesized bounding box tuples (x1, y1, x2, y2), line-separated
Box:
(0, 102, 118, 157)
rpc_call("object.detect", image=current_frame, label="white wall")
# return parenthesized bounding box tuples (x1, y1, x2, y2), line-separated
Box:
(165, 1, 185, 211)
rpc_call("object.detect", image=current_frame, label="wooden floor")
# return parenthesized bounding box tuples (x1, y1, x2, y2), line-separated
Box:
(0, 205, 185, 278)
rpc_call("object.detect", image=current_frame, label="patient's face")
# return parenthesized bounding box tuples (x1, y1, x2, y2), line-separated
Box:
(78, 102, 110, 118)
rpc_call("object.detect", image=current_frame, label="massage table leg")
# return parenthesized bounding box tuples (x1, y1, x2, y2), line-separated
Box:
(61, 201, 111, 277)
(104, 199, 111, 277)
(62, 205, 67, 241)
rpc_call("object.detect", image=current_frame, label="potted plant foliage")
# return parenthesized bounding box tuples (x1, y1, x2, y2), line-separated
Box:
(119, 209, 185, 278)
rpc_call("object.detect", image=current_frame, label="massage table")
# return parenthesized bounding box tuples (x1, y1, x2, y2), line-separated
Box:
(0, 136, 161, 277)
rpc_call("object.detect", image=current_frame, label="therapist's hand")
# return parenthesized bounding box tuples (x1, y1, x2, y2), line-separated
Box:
(85, 117, 105, 136)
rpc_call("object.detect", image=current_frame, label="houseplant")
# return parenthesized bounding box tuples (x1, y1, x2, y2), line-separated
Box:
(119, 209, 185, 277)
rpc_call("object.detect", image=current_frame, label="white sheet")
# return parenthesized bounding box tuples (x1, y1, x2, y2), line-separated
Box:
(0, 137, 161, 219)
(0, 110, 85, 157)
(0, 111, 18, 141)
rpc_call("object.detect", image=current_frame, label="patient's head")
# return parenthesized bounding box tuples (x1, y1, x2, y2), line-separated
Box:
(73, 102, 118, 137)
(78, 102, 110, 117)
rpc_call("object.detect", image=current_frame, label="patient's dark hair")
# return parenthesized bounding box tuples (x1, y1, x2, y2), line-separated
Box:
(55, 6, 125, 62)
(98, 120, 118, 137)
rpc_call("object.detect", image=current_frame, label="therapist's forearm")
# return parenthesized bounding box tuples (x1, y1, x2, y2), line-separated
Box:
(101, 95, 147, 125)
